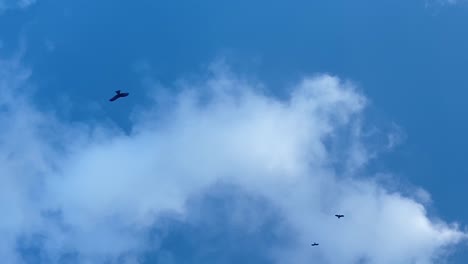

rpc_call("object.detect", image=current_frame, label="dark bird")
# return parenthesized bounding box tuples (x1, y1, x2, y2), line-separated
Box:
(311, 243, 319, 246)
(109, 90, 129, 102)
(335, 214, 344, 219)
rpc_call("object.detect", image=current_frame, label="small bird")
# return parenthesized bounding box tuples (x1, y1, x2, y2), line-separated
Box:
(311, 243, 319, 246)
(109, 90, 129, 102)
(335, 214, 344, 219)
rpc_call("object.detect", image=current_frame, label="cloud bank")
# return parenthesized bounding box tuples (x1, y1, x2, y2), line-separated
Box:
(0, 57, 466, 264)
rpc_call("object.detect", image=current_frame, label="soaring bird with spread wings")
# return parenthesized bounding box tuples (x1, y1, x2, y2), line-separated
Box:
(335, 214, 344, 219)
(109, 90, 129, 102)
(311, 243, 319, 246)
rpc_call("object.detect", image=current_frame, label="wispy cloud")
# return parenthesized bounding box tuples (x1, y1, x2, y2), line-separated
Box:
(0, 0, 36, 13)
(0, 57, 466, 263)
(425, 0, 466, 8)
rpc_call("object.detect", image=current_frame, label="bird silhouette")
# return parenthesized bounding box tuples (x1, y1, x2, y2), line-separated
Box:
(335, 214, 344, 219)
(311, 243, 319, 246)
(109, 90, 129, 102)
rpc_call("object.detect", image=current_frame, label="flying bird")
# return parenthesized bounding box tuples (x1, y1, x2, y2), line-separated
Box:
(109, 90, 129, 102)
(311, 243, 319, 246)
(335, 214, 344, 219)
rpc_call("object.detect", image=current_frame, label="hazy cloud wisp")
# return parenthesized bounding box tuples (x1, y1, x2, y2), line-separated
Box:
(0, 0, 36, 13)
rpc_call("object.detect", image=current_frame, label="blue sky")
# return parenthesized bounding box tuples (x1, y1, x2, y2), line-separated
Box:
(1, 0, 468, 263)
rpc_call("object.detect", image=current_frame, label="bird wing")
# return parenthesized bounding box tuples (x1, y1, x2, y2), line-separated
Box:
(109, 94, 120, 101)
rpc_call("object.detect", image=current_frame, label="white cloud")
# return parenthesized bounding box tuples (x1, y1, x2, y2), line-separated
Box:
(0, 57, 466, 263)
